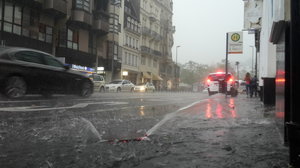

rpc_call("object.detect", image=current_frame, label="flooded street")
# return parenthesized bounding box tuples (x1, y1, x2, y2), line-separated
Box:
(0, 92, 288, 168)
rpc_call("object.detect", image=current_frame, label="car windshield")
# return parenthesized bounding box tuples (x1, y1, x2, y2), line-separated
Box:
(0, 1, 289, 168)
(109, 80, 122, 84)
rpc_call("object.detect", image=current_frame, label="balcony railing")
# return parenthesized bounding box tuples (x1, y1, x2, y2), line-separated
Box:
(43, 0, 67, 16)
(141, 46, 151, 55)
(56, 47, 96, 67)
(1, 31, 52, 54)
(151, 49, 162, 57)
(70, 9, 92, 28)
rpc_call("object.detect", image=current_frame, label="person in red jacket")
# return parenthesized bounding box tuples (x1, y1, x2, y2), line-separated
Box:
(244, 72, 251, 97)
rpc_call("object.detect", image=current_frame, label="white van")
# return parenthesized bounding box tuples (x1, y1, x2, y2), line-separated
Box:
(88, 74, 105, 92)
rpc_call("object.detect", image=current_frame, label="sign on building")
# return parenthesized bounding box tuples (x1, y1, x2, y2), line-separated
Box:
(244, 0, 263, 30)
(227, 32, 243, 54)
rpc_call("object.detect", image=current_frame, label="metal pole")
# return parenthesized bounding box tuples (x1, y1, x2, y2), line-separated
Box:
(176, 45, 180, 90)
(225, 33, 228, 97)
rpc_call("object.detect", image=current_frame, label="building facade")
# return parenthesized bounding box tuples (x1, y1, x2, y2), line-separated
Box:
(0, 0, 111, 75)
(120, 0, 141, 84)
(0, 0, 176, 86)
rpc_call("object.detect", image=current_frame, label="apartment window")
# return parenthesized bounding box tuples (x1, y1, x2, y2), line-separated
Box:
(38, 24, 53, 43)
(148, 57, 151, 67)
(141, 56, 146, 65)
(153, 59, 158, 68)
(128, 54, 131, 66)
(124, 52, 128, 64)
(3, 2, 22, 35)
(75, 0, 90, 11)
(67, 29, 79, 50)
(88, 33, 96, 54)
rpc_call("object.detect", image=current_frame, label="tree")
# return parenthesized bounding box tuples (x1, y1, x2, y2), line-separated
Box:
(179, 60, 236, 85)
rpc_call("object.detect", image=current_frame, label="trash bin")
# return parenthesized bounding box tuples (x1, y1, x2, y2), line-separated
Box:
(286, 122, 300, 167)
(262, 77, 275, 105)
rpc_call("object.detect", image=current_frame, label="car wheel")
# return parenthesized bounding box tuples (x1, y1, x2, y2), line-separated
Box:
(4, 76, 27, 99)
(117, 87, 121, 92)
(79, 81, 93, 97)
(99, 86, 105, 93)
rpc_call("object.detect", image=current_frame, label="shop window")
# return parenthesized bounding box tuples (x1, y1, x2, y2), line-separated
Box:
(67, 28, 79, 50)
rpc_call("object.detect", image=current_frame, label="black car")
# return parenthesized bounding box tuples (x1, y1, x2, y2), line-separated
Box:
(0, 47, 93, 98)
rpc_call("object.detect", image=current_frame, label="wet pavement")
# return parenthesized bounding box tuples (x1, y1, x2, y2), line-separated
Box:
(0, 92, 289, 168)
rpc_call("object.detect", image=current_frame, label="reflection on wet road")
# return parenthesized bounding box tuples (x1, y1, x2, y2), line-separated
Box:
(180, 97, 237, 119)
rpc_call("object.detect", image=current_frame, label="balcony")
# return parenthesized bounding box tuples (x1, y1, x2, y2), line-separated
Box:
(92, 10, 109, 35)
(43, 0, 67, 17)
(1, 31, 52, 53)
(70, 9, 92, 29)
(15, 0, 42, 8)
(151, 49, 162, 57)
(141, 27, 151, 36)
(141, 46, 151, 55)
(56, 47, 96, 67)
(149, 12, 157, 22)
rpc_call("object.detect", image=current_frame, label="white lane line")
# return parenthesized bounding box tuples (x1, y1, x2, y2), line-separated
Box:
(146, 99, 209, 136)
(0, 101, 128, 112)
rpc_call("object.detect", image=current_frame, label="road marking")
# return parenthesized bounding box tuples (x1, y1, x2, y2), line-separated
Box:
(146, 99, 209, 136)
(0, 101, 128, 112)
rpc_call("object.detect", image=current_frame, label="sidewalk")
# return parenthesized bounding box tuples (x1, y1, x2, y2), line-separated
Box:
(131, 94, 290, 168)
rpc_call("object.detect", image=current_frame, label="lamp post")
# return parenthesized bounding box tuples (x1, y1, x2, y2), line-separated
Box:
(176, 45, 180, 90)
(235, 61, 240, 81)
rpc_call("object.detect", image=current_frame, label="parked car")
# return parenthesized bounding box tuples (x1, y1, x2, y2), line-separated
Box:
(105, 80, 135, 92)
(88, 74, 105, 92)
(0, 47, 93, 98)
(134, 82, 155, 92)
(206, 72, 238, 97)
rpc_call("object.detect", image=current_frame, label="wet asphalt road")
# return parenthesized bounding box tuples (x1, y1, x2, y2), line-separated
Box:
(0, 92, 288, 168)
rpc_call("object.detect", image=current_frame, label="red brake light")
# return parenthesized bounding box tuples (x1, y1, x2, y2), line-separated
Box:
(207, 79, 211, 83)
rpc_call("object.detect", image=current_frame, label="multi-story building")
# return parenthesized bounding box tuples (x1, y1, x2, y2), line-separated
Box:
(158, 0, 177, 90)
(0, 0, 112, 75)
(119, 0, 141, 84)
(139, 0, 164, 88)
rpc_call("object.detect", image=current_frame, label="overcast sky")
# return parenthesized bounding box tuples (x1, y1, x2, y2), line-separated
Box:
(172, 0, 255, 67)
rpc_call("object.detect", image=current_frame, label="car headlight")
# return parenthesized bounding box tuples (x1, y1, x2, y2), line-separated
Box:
(140, 86, 145, 91)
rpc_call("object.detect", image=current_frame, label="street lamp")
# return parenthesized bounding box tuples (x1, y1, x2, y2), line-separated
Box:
(176, 45, 180, 89)
(235, 61, 240, 81)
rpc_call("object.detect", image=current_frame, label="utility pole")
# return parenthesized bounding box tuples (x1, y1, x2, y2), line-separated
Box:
(176, 45, 180, 90)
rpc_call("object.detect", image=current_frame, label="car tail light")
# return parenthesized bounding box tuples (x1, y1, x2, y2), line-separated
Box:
(207, 79, 211, 83)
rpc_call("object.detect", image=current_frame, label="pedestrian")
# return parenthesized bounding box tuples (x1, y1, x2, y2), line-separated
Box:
(250, 75, 258, 97)
(244, 72, 251, 97)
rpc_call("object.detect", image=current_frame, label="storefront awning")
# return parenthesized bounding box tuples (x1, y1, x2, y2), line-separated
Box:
(152, 73, 163, 81)
(142, 72, 151, 79)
